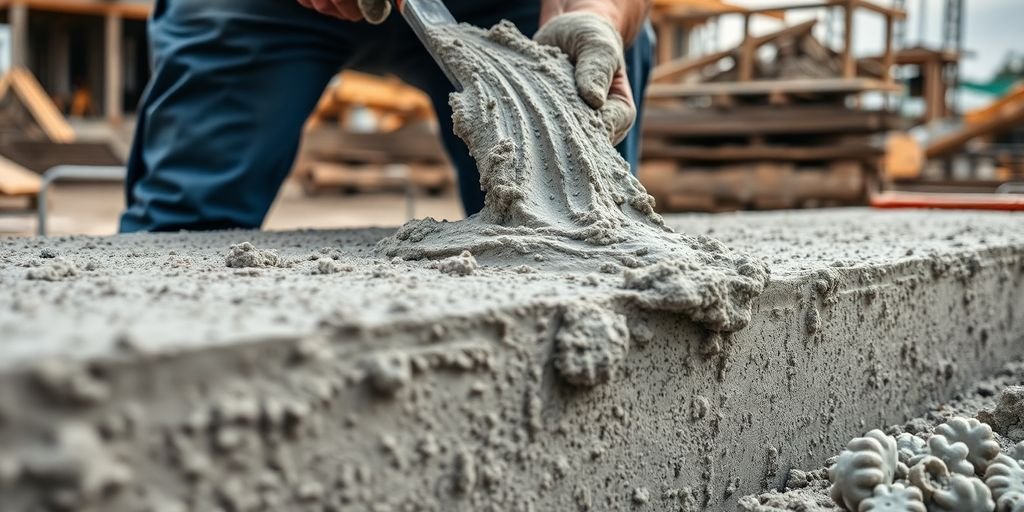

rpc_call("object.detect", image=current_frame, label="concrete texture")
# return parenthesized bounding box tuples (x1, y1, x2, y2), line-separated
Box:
(1, 209, 1023, 511)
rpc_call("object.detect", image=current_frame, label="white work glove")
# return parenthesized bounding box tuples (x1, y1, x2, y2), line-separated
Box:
(534, 12, 636, 145)
(296, 0, 392, 24)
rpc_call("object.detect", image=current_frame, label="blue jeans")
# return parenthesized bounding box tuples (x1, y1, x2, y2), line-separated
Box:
(120, 0, 654, 232)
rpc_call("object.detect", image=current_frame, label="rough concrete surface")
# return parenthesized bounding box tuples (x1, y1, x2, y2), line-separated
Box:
(1, 209, 1023, 511)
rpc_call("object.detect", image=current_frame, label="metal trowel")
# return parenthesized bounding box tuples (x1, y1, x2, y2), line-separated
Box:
(392, 0, 464, 90)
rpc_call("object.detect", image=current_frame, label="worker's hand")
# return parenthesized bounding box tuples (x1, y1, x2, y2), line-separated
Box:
(536, 1, 650, 145)
(296, 0, 391, 24)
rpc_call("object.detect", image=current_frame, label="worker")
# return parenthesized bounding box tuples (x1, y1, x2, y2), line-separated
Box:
(120, 0, 654, 232)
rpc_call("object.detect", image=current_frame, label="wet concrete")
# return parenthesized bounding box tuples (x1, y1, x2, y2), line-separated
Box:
(1, 209, 1022, 511)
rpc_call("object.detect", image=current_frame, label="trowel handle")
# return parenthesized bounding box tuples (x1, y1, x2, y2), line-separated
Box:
(392, 0, 457, 26)
(391, 0, 463, 90)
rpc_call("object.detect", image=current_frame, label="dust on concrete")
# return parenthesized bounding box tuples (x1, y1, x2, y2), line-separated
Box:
(224, 242, 287, 269)
(375, 21, 770, 333)
(432, 250, 479, 277)
(25, 257, 78, 281)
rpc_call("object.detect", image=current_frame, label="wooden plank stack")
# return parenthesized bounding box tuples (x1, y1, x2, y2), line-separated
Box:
(640, 1, 905, 212)
(0, 68, 123, 174)
(297, 121, 452, 196)
(0, 155, 40, 202)
(295, 72, 454, 196)
(641, 102, 898, 211)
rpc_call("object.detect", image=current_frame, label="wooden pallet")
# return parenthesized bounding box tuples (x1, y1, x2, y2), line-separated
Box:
(296, 121, 453, 195)
(0, 140, 123, 174)
(302, 162, 452, 196)
(0, 155, 41, 213)
(0, 156, 40, 197)
(0, 67, 75, 144)
(640, 159, 871, 212)
(643, 105, 898, 138)
(647, 78, 901, 101)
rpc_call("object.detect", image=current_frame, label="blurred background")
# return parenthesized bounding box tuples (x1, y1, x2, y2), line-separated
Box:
(0, 0, 1021, 236)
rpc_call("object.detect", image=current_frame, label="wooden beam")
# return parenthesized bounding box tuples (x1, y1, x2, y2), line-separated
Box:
(104, 11, 123, 123)
(926, 99, 1024, 159)
(651, 19, 817, 83)
(882, 14, 894, 85)
(642, 142, 884, 161)
(8, 2, 28, 69)
(923, 59, 942, 124)
(643, 106, 897, 136)
(659, 6, 786, 23)
(652, 47, 735, 83)
(0, 0, 150, 19)
(0, 155, 42, 197)
(646, 78, 902, 99)
(852, 0, 907, 20)
(0, 68, 76, 143)
(664, 0, 904, 22)
(964, 84, 1024, 126)
(841, 0, 856, 79)
(738, 13, 753, 82)
(655, 21, 674, 65)
(670, 1, 832, 19)
(748, 18, 817, 46)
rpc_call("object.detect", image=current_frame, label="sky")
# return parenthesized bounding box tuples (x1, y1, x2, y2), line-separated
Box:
(723, 0, 1023, 82)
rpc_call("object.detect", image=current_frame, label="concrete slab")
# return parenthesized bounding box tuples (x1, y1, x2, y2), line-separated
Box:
(1, 209, 1023, 511)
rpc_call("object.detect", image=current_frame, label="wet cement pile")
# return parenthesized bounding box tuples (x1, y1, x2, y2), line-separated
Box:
(376, 21, 769, 333)
(1, 210, 1024, 511)
(740, 361, 1024, 511)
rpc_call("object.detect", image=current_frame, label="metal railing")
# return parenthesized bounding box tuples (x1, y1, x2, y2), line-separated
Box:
(37, 165, 126, 236)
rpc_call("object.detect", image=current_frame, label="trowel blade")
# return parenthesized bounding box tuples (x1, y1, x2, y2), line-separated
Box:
(393, 0, 463, 91)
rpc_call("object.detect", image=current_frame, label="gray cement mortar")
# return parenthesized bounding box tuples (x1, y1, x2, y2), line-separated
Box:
(1, 209, 1023, 511)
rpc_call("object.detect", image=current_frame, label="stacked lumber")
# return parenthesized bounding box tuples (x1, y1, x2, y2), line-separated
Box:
(297, 118, 452, 196)
(0, 70, 55, 205)
(308, 71, 433, 132)
(295, 72, 454, 195)
(301, 124, 452, 195)
(641, 107, 892, 210)
(0, 140, 123, 174)
(927, 84, 1024, 160)
(640, 11, 901, 212)
(0, 155, 40, 202)
(0, 67, 75, 144)
(0, 67, 123, 174)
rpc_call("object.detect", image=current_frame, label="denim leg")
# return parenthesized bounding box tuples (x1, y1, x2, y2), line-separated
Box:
(619, 21, 656, 175)
(120, 0, 347, 232)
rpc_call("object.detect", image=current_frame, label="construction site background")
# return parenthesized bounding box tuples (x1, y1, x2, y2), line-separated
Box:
(0, 0, 1022, 236)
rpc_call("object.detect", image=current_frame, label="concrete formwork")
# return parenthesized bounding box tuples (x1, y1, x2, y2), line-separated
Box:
(0, 209, 1022, 511)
